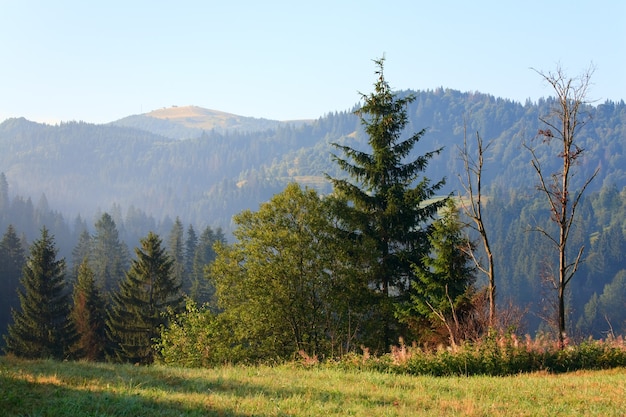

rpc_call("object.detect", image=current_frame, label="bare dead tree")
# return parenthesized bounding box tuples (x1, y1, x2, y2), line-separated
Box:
(524, 65, 599, 348)
(458, 127, 496, 328)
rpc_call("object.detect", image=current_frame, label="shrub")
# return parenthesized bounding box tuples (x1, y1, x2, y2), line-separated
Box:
(334, 334, 626, 376)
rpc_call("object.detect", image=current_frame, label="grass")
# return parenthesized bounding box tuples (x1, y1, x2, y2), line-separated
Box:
(1, 356, 626, 416)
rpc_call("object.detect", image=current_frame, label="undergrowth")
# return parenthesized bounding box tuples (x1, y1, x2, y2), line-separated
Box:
(328, 334, 626, 376)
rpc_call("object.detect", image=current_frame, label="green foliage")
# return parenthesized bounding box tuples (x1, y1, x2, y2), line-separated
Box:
(155, 299, 236, 367)
(69, 259, 107, 361)
(3, 227, 74, 359)
(328, 57, 447, 349)
(397, 199, 477, 344)
(211, 183, 374, 361)
(106, 231, 183, 364)
(411, 199, 476, 316)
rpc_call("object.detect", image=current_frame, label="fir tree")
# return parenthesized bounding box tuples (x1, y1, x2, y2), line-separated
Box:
(405, 199, 476, 345)
(191, 226, 225, 305)
(4, 227, 74, 359)
(327, 57, 447, 348)
(183, 224, 198, 295)
(106, 231, 182, 364)
(70, 229, 92, 282)
(70, 259, 107, 361)
(0, 225, 26, 341)
(167, 217, 185, 297)
(91, 213, 130, 291)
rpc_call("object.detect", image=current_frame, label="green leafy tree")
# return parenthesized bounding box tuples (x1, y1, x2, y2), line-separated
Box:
(211, 183, 373, 360)
(4, 228, 74, 359)
(70, 259, 107, 361)
(327, 57, 447, 349)
(106, 231, 182, 364)
(0, 225, 26, 341)
(402, 199, 476, 345)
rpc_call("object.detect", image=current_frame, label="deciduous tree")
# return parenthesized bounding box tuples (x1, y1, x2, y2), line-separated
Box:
(525, 65, 599, 347)
(211, 183, 373, 360)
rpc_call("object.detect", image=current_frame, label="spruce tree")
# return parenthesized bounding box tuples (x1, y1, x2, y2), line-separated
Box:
(191, 226, 225, 305)
(405, 199, 476, 344)
(106, 231, 182, 364)
(70, 229, 92, 282)
(327, 57, 447, 349)
(167, 217, 185, 296)
(4, 227, 74, 359)
(70, 259, 107, 361)
(0, 225, 26, 341)
(183, 224, 198, 295)
(91, 213, 130, 291)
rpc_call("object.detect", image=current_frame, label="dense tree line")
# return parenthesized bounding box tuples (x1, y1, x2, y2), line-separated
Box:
(0, 211, 226, 361)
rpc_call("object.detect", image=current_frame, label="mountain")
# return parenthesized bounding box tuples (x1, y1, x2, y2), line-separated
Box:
(1, 90, 625, 233)
(111, 105, 313, 139)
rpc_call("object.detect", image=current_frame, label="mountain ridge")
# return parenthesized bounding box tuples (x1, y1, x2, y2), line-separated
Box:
(1, 88, 624, 232)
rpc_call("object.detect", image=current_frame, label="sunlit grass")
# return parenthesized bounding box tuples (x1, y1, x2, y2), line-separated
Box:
(1, 356, 625, 416)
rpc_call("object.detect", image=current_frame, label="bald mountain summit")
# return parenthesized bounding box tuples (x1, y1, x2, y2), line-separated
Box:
(111, 105, 313, 139)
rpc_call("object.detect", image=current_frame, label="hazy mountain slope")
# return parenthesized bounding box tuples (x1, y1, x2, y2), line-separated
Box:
(1, 90, 624, 232)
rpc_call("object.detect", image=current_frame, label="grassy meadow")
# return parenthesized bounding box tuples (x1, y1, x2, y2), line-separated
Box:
(1, 356, 625, 416)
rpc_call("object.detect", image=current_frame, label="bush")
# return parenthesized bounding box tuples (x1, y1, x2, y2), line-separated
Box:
(333, 334, 626, 376)
(155, 300, 234, 367)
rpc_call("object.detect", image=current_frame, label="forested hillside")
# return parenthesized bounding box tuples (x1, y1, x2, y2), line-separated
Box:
(2, 91, 625, 233)
(1, 89, 626, 341)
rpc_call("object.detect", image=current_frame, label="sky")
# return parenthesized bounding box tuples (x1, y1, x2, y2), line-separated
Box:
(1, 0, 624, 124)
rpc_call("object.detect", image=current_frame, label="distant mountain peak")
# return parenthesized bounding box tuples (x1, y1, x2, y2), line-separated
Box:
(112, 105, 312, 139)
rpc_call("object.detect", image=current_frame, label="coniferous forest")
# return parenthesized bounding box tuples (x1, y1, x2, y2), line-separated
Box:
(1, 59, 626, 364)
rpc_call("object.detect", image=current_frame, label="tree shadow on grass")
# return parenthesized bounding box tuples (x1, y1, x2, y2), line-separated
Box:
(0, 359, 400, 416)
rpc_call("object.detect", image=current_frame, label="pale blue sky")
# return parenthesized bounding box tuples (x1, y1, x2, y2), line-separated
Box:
(1, 0, 624, 124)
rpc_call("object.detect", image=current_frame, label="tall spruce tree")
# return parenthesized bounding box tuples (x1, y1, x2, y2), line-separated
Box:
(327, 57, 447, 349)
(70, 229, 92, 282)
(0, 225, 26, 342)
(167, 217, 185, 297)
(4, 227, 74, 359)
(70, 259, 107, 361)
(91, 213, 130, 291)
(106, 231, 182, 364)
(191, 226, 225, 305)
(183, 224, 198, 295)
